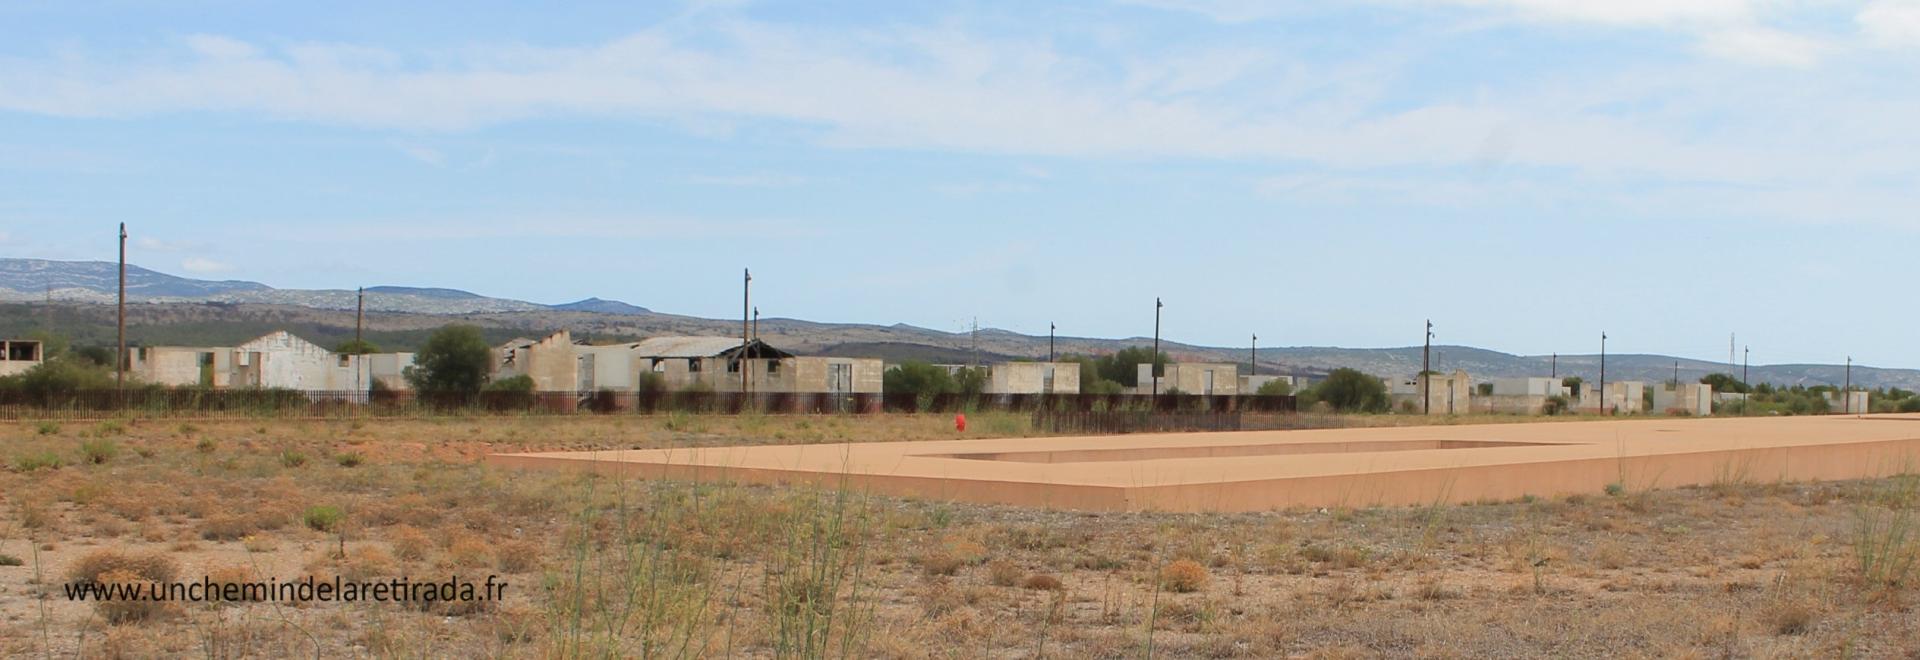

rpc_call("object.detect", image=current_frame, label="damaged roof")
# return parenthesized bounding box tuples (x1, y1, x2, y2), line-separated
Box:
(630, 336, 794, 360)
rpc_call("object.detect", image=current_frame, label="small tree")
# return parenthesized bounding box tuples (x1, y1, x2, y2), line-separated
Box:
(1317, 368, 1388, 413)
(884, 361, 957, 398)
(1699, 372, 1748, 394)
(334, 339, 381, 355)
(1255, 379, 1293, 396)
(404, 325, 492, 394)
(1562, 376, 1584, 398)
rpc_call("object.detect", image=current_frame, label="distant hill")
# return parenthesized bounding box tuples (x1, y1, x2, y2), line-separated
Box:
(4, 257, 1915, 389)
(550, 298, 651, 315)
(0, 258, 644, 316)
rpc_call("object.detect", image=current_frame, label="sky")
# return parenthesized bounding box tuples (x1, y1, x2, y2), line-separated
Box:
(1, 0, 1917, 367)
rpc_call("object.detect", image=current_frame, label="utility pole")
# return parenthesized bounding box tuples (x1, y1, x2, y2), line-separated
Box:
(1048, 322, 1055, 362)
(116, 223, 127, 393)
(1151, 298, 1163, 408)
(1551, 352, 1557, 379)
(752, 306, 759, 341)
(1742, 346, 1749, 388)
(1422, 320, 1433, 415)
(1672, 361, 1680, 388)
(1250, 333, 1257, 379)
(355, 286, 367, 394)
(1845, 356, 1853, 415)
(1599, 332, 1608, 415)
(741, 268, 751, 395)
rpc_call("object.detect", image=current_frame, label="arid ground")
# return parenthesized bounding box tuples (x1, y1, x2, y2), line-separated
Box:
(5, 413, 1920, 658)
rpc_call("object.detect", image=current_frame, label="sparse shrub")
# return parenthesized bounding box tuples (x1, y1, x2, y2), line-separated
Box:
(987, 559, 1022, 587)
(1769, 601, 1816, 635)
(495, 540, 539, 573)
(0, 553, 23, 566)
(94, 569, 170, 623)
(1159, 559, 1209, 593)
(335, 452, 365, 468)
(921, 551, 963, 577)
(1022, 574, 1063, 591)
(35, 421, 59, 436)
(94, 420, 126, 437)
(1604, 482, 1625, 497)
(303, 505, 346, 533)
(68, 549, 178, 585)
(449, 536, 494, 569)
(201, 514, 258, 541)
(279, 450, 308, 468)
(13, 451, 64, 472)
(80, 439, 119, 464)
(206, 564, 263, 602)
(389, 525, 432, 561)
(195, 438, 217, 454)
(945, 538, 989, 565)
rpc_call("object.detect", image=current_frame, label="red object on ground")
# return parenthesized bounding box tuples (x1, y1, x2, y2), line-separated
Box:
(955, 413, 967, 432)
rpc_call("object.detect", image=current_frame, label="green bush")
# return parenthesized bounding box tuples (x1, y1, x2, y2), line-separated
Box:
(13, 451, 64, 472)
(1255, 379, 1293, 396)
(79, 439, 119, 465)
(303, 505, 346, 532)
(0, 355, 114, 398)
(404, 325, 493, 394)
(34, 421, 60, 436)
(280, 450, 308, 468)
(1317, 368, 1389, 413)
(335, 452, 365, 468)
(1542, 395, 1569, 416)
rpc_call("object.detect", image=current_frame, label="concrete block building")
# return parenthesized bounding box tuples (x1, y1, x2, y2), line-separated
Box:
(1653, 383, 1714, 416)
(1825, 390, 1870, 414)
(1482, 377, 1572, 414)
(1135, 362, 1239, 396)
(129, 331, 368, 392)
(1, 339, 45, 377)
(986, 361, 1081, 394)
(1580, 380, 1647, 414)
(1387, 370, 1473, 415)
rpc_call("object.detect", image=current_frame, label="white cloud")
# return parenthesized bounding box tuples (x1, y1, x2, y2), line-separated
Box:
(1115, 0, 1299, 24)
(1859, 0, 1920, 46)
(136, 236, 198, 251)
(1436, 0, 1758, 27)
(395, 143, 445, 166)
(180, 257, 233, 273)
(682, 173, 814, 187)
(184, 34, 258, 59)
(1698, 26, 1825, 67)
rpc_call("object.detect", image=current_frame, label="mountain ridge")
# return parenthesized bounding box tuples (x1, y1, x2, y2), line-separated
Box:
(3, 258, 1914, 389)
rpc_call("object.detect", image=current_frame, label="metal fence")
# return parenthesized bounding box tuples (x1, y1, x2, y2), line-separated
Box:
(0, 388, 1295, 420)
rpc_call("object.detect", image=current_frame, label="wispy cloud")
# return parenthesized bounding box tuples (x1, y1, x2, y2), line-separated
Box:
(682, 173, 816, 187)
(179, 257, 233, 273)
(394, 143, 446, 166)
(135, 236, 199, 252)
(1859, 0, 1920, 47)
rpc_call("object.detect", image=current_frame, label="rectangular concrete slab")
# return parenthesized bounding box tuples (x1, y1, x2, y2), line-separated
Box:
(486, 414, 1920, 512)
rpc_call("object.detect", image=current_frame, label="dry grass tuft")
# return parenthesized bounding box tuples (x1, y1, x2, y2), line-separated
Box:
(1160, 559, 1209, 593)
(1022, 573, 1064, 591)
(67, 549, 178, 584)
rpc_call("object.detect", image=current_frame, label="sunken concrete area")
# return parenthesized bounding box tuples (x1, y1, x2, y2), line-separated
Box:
(487, 414, 1920, 512)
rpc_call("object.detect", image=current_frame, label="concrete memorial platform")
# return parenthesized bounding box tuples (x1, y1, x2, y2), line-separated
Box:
(487, 414, 1920, 512)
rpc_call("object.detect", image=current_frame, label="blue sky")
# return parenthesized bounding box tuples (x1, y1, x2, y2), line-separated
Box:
(3, 0, 1918, 366)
